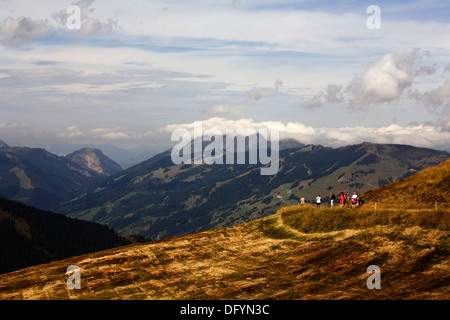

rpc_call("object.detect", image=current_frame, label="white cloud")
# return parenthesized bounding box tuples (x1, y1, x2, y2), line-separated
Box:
(0, 16, 52, 46)
(52, 0, 118, 36)
(244, 79, 285, 104)
(0, 0, 118, 47)
(347, 49, 430, 108)
(303, 49, 442, 110)
(200, 104, 249, 116)
(411, 80, 450, 109)
(443, 63, 450, 75)
(273, 78, 283, 91)
(439, 115, 450, 132)
(78, 17, 117, 36)
(245, 88, 266, 104)
(30, 81, 165, 95)
(56, 126, 155, 142)
(58, 125, 85, 138)
(0, 122, 16, 129)
(87, 127, 129, 140)
(160, 117, 450, 150)
(304, 84, 344, 109)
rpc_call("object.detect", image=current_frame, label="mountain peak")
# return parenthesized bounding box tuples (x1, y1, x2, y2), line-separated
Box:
(0, 140, 9, 148)
(66, 148, 122, 177)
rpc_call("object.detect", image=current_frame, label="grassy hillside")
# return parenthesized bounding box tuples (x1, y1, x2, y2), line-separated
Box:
(362, 159, 450, 209)
(1, 204, 448, 300)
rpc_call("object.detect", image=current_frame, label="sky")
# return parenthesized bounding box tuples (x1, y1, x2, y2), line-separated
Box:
(0, 0, 450, 153)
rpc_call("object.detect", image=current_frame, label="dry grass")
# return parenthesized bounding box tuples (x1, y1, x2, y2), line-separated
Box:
(362, 159, 450, 208)
(1, 205, 449, 300)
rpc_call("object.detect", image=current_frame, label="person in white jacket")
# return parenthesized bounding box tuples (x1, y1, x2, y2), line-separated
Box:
(351, 192, 358, 208)
(316, 194, 321, 207)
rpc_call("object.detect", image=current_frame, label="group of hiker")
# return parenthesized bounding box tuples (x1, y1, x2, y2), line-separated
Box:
(298, 190, 364, 208)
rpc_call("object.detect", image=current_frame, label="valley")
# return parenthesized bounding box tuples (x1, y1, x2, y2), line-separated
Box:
(59, 142, 449, 240)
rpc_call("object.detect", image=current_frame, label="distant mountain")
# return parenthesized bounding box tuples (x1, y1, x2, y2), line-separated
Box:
(0, 146, 122, 210)
(66, 148, 122, 177)
(0, 140, 9, 148)
(0, 197, 133, 274)
(60, 142, 449, 240)
(1, 138, 167, 169)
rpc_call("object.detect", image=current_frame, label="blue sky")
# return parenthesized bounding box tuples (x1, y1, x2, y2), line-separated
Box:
(0, 0, 449, 153)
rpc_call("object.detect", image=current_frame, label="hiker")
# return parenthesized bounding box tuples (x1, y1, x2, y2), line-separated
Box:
(300, 196, 305, 206)
(339, 190, 344, 207)
(330, 192, 336, 208)
(316, 194, 321, 207)
(358, 198, 365, 207)
(343, 193, 348, 207)
(351, 192, 358, 208)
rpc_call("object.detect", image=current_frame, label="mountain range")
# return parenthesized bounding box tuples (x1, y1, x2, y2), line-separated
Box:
(1, 138, 449, 242)
(0, 144, 122, 210)
(59, 141, 449, 240)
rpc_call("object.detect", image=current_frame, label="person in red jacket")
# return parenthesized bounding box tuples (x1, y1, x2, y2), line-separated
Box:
(339, 190, 344, 207)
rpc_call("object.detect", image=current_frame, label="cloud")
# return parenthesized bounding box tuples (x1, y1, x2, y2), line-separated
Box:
(34, 60, 60, 65)
(52, 0, 117, 36)
(161, 117, 274, 135)
(304, 84, 344, 109)
(78, 17, 117, 36)
(31, 81, 165, 95)
(303, 49, 439, 110)
(0, 16, 52, 46)
(443, 63, 450, 75)
(59, 125, 85, 138)
(245, 88, 266, 104)
(347, 49, 429, 108)
(57, 125, 155, 142)
(160, 117, 450, 150)
(0, 122, 16, 129)
(244, 79, 284, 104)
(273, 78, 283, 91)
(200, 104, 248, 116)
(439, 115, 450, 132)
(413, 80, 450, 106)
(0, 1, 117, 47)
(87, 127, 129, 140)
(407, 80, 450, 123)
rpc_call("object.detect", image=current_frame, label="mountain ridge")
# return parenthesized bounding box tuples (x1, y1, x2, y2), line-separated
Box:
(66, 147, 122, 177)
(60, 141, 449, 240)
(0, 144, 122, 211)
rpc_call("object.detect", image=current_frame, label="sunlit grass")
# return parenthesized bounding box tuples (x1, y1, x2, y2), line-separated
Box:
(362, 159, 450, 208)
(279, 205, 450, 233)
